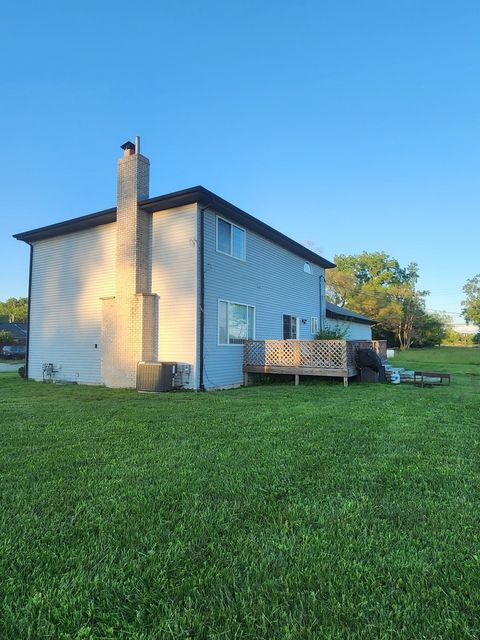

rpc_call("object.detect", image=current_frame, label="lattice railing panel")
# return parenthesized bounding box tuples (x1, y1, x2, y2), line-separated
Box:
(346, 340, 388, 367)
(244, 339, 388, 371)
(244, 340, 348, 370)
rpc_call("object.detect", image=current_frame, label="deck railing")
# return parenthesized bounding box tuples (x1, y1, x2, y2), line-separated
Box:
(244, 339, 387, 376)
(346, 340, 387, 366)
(244, 339, 348, 370)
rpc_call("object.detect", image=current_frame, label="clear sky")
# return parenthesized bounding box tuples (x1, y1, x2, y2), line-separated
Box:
(1, 1, 479, 323)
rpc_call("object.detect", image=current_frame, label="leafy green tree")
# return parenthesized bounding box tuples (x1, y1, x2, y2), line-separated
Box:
(326, 252, 428, 349)
(0, 330, 14, 344)
(0, 297, 28, 323)
(462, 274, 480, 326)
(442, 327, 474, 346)
(411, 312, 448, 348)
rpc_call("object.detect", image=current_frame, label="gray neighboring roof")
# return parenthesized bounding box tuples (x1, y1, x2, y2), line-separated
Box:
(0, 322, 27, 339)
(13, 186, 335, 270)
(326, 302, 376, 326)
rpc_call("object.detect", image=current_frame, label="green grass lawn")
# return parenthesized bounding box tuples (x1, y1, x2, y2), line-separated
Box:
(393, 345, 480, 374)
(1, 349, 479, 639)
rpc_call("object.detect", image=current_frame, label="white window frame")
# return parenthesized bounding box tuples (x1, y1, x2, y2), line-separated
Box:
(218, 299, 256, 346)
(304, 262, 312, 274)
(216, 215, 246, 261)
(282, 313, 300, 340)
(311, 316, 319, 334)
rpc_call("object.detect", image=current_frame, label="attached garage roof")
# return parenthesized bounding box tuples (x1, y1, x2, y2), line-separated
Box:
(326, 302, 376, 326)
(13, 186, 335, 270)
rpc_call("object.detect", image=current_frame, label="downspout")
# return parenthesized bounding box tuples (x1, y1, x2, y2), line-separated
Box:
(199, 207, 205, 391)
(25, 242, 33, 379)
(198, 198, 214, 391)
(319, 273, 326, 331)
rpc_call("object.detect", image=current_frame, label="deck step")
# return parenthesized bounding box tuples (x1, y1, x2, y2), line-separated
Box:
(385, 368, 416, 382)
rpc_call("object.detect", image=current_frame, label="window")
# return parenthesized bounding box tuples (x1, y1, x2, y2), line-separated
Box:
(304, 262, 312, 274)
(218, 300, 255, 345)
(311, 316, 319, 334)
(283, 314, 298, 340)
(216, 217, 246, 260)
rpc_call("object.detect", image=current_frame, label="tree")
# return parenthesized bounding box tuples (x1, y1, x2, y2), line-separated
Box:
(411, 312, 448, 348)
(462, 274, 480, 326)
(326, 252, 428, 349)
(325, 269, 356, 307)
(0, 297, 28, 323)
(443, 327, 474, 346)
(0, 330, 14, 344)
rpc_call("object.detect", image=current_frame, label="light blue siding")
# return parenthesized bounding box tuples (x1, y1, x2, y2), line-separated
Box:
(202, 208, 325, 388)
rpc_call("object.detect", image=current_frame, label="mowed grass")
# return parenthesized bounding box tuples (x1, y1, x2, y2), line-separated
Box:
(0, 350, 479, 640)
(393, 345, 480, 374)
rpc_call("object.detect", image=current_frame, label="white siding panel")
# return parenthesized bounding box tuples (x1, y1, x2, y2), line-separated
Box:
(203, 209, 325, 388)
(151, 205, 197, 388)
(29, 224, 116, 383)
(325, 318, 372, 340)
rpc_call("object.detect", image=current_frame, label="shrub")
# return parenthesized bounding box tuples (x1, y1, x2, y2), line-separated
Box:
(18, 365, 26, 379)
(0, 330, 13, 344)
(314, 325, 349, 340)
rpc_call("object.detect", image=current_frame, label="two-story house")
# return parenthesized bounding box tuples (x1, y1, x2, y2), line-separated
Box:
(14, 139, 374, 389)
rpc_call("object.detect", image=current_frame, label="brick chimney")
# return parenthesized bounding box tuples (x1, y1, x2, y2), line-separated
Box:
(101, 137, 156, 388)
(116, 137, 150, 294)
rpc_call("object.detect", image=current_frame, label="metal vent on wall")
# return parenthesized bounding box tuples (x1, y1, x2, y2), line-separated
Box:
(136, 362, 176, 392)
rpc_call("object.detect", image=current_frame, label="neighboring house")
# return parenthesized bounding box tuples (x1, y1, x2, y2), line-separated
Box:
(0, 322, 27, 343)
(325, 302, 375, 340)
(14, 139, 371, 389)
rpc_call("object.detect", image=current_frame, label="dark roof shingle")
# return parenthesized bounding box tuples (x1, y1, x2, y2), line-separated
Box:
(14, 186, 335, 269)
(326, 302, 376, 325)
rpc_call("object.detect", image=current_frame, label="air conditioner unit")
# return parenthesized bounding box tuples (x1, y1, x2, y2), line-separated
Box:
(136, 362, 176, 392)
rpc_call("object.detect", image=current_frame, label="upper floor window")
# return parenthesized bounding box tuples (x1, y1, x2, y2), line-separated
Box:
(304, 262, 312, 274)
(217, 216, 246, 260)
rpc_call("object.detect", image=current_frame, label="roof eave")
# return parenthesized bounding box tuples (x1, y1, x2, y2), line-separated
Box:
(326, 310, 376, 325)
(13, 207, 116, 243)
(13, 185, 336, 269)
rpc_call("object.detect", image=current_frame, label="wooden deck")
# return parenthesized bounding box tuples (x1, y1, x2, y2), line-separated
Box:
(243, 339, 387, 387)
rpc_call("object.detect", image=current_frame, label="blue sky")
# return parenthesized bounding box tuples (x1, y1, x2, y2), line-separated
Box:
(2, 1, 479, 323)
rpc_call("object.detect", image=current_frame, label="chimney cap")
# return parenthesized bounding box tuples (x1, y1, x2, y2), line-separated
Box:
(120, 141, 135, 151)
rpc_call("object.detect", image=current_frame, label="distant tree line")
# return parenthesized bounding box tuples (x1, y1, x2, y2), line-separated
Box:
(0, 297, 28, 323)
(326, 252, 480, 349)
(462, 274, 480, 327)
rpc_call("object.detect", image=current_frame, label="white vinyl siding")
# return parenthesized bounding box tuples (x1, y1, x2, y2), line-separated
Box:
(28, 223, 116, 383)
(151, 204, 197, 388)
(325, 318, 373, 340)
(203, 208, 325, 388)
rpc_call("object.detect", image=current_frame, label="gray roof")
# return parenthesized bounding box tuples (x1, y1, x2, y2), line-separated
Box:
(0, 322, 27, 339)
(14, 186, 335, 270)
(326, 302, 376, 325)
